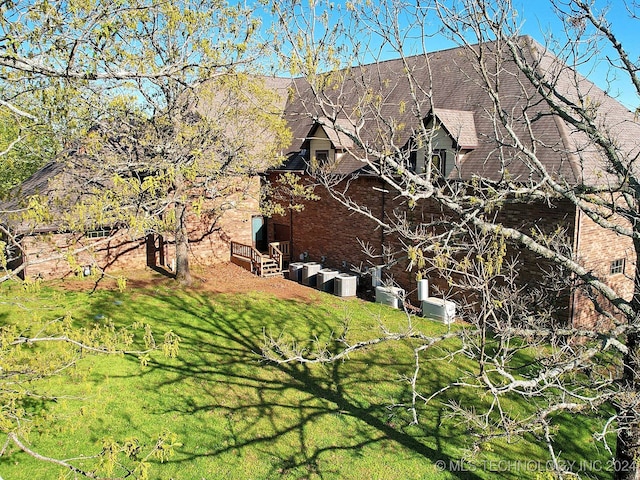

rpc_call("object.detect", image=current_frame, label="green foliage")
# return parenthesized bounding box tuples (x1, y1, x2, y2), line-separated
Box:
(1, 0, 287, 283)
(1, 0, 261, 91)
(0, 108, 59, 198)
(0, 282, 181, 478)
(262, 172, 321, 216)
(0, 240, 6, 269)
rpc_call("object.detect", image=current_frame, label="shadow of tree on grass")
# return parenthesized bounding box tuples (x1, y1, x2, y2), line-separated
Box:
(100, 290, 484, 480)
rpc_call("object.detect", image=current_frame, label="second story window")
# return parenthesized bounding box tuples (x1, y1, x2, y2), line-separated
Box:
(315, 150, 329, 164)
(610, 258, 625, 275)
(431, 149, 447, 175)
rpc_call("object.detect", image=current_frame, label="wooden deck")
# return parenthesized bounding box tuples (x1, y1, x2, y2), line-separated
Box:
(230, 241, 290, 277)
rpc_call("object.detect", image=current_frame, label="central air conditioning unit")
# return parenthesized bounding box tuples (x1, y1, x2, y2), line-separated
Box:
(334, 273, 357, 297)
(301, 262, 321, 287)
(317, 268, 338, 293)
(375, 286, 404, 309)
(288, 262, 304, 282)
(421, 297, 456, 324)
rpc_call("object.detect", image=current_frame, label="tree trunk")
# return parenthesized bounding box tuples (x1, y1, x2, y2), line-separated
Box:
(174, 179, 192, 285)
(615, 238, 640, 480)
(175, 200, 192, 285)
(615, 331, 640, 480)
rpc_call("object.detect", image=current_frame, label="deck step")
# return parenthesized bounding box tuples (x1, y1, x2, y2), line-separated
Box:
(261, 264, 280, 275)
(262, 270, 284, 278)
(258, 259, 281, 277)
(230, 241, 285, 278)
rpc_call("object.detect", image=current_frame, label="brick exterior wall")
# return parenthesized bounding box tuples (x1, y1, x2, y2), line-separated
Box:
(21, 230, 148, 279)
(494, 200, 577, 324)
(17, 177, 260, 279)
(267, 174, 404, 296)
(267, 172, 636, 326)
(571, 210, 636, 328)
(185, 179, 260, 269)
(267, 173, 465, 302)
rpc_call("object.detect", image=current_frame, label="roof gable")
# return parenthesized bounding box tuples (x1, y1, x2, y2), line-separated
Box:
(427, 108, 478, 149)
(308, 119, 355, 150)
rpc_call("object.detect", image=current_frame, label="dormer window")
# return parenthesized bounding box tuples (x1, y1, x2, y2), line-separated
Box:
(315, 150, 329, 164)
(431, 149, 447, 175)
(305, 118, 355, 173)
(411, 146, 449, 175)
(409, 108, 478, 177)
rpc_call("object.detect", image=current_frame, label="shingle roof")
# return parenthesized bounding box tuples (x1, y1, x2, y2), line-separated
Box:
(430, 109, 479, 149)
(315, 118, 355, 150)
(7, 37, 640, 225)
(0, 154, 87, 234)
(275, 36, 640, 185)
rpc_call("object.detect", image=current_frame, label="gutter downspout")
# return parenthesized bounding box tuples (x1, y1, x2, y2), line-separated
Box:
(381, 180, 386, 249)
(569, 206, 581, 326)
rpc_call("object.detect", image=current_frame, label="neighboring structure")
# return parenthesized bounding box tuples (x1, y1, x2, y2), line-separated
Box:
(0, 75, 294, 280)
(266, 36, 639, 327)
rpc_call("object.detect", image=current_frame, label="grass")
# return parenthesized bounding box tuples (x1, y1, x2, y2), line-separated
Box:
(0, 273, 615, 479)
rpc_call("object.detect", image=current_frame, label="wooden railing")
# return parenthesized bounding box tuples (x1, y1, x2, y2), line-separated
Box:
(268, 243, 283, 272)
(231, 240, 290, 277)
(269, 241, 290, 263)
(231, 241, 265, 275)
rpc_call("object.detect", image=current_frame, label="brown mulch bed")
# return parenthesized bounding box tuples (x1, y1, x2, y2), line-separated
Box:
(53, 262, 321, 302)
(187, 262, 321, 302)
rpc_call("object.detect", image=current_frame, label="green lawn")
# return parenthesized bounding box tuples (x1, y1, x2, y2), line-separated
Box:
(0, 273, 614, 479)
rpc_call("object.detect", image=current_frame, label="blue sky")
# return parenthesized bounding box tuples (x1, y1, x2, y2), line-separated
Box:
(261, 0, 639, 110)
(418, 1, 640, 109)
(515, 1, 639, 109)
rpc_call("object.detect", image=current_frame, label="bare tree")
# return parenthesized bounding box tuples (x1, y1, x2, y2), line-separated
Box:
(264, 0, 640, 478)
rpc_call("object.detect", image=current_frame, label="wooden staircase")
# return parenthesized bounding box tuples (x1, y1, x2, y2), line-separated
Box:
(230, 241, 290, 278)
(260, 258, 281, 277)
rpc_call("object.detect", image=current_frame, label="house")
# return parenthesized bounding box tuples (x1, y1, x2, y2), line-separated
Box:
(1, 76, 292, 280)
(3, 36, 638, 328)
(265, 36, 639, 327)
(0, 154, 264, 280)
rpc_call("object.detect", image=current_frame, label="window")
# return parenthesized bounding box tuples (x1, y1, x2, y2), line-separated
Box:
(408, 148, 417, 172)
(315, 150, 329, 164)
(86, 228, 113, 239)
(431, 149, 447, 175)
(610, 258, 625, 275)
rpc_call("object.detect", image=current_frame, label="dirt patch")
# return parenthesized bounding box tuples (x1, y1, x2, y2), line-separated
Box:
(53, 262, 322, 302)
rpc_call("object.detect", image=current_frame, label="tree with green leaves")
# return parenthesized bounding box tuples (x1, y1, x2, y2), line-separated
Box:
(0, 279, 182, 478)
(266, 0, 640, 478)
(1, 0, 291, 284)
(0, 107, 58, 199)
(0, 0, 284, 475)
